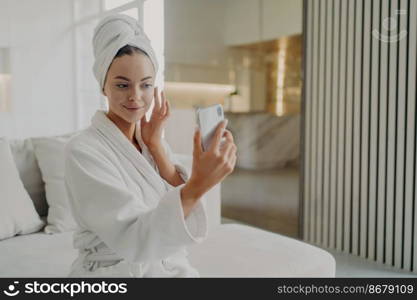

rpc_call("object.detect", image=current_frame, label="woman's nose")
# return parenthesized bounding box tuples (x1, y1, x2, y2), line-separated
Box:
(129, 87, 143, 101)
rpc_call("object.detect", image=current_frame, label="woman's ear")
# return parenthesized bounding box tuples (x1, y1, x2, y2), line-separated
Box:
(102, 87, 107, 96)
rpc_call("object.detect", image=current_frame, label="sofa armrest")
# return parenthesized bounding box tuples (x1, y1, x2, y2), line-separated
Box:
(175, 154, 221, 230)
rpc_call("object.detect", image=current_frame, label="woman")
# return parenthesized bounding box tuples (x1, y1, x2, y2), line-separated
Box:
(64, 14, 237, 277)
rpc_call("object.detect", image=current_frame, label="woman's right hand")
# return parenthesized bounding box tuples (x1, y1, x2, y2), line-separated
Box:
(181, 120, 237, 208)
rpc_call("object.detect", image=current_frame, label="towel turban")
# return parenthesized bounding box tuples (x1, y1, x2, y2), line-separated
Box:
(92, 14, 159, 91)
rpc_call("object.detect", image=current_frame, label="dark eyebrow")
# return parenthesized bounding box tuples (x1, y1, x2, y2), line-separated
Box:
(114, 76, 152, 81)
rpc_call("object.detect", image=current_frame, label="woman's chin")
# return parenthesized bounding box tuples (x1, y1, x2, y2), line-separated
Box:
(121, 111, 145, 123)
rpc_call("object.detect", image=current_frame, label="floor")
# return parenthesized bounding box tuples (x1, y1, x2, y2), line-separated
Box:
(220, 167, 417, 278)
(324, 247, 417, 277)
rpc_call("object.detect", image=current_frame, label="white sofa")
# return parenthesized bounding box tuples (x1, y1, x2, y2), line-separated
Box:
(0, 135, 335, 277)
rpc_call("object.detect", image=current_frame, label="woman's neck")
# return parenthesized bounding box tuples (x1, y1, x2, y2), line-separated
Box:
(106, 110, 136, 143)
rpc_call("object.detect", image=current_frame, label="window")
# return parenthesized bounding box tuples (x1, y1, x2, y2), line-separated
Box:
(120, 7, 139, 20)
(104, 0, 133, 11)
(0, 48, 11, 112)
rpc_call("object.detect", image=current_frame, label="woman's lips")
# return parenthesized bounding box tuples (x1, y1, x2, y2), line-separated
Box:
(123, 105, 144, 111)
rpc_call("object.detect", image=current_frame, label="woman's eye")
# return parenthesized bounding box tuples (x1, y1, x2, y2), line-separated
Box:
(143, 83, 153, 89)
(116, 84, 128, 88)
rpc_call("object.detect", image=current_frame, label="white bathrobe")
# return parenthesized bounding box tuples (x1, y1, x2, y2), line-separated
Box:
(64, 110, 208, 277)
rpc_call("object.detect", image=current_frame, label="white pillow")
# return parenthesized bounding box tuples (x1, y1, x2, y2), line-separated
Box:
(0, 138, 45, 240)
(32, 133, 77, 234)
(9, 138, 48, 217)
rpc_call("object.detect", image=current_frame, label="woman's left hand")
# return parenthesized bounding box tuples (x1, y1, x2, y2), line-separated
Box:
(141, 87, 170, 150)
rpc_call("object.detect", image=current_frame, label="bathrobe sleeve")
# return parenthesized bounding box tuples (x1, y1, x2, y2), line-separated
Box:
(160, 138, 191, 183)
(158, 138, 209, 245)
(64, 141, 208, 264)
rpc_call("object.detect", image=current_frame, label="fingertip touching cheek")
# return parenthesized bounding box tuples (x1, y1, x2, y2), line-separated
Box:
(103, 51, 156, 124)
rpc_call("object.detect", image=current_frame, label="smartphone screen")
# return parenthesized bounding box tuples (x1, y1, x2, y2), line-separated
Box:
(196, 104, 225, 151)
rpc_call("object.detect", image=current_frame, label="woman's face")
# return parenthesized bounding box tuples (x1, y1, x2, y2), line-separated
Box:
(103, 52, 155, 124)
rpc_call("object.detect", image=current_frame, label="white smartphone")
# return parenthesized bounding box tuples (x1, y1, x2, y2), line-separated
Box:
(196, 104, 225, 151)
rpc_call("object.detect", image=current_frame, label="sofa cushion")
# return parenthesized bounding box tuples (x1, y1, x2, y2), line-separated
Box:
(188, 224, 336, 277)
(0, 138, 45, 240)
(0, 231, 76, 277)
(9, 138, 48, 217)
(0, 224, 335, 277)
(32, 133, 78, 234)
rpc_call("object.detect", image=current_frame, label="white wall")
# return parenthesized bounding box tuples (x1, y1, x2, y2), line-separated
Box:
(223, 0, 261, 46)
(224, 0, 303, 46)
(262, 0, 302, 41)
(0, 0, 10, 47)
(164, 0, 228, 66)
(164, 0, 302, 86)
(165, 0, 303, 68)
(0, 0, 75, 139)
(164, 0, 232, 84)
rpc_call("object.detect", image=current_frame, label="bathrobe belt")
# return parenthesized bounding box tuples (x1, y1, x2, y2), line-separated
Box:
(82, 242, 121, 261)
(81, 242, 124, 270)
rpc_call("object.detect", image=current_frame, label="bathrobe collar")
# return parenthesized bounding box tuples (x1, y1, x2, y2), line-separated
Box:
(91, 110, 169, 196)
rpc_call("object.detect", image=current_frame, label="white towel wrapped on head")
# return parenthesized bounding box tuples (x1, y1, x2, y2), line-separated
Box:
(92, 14, 159, 91)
